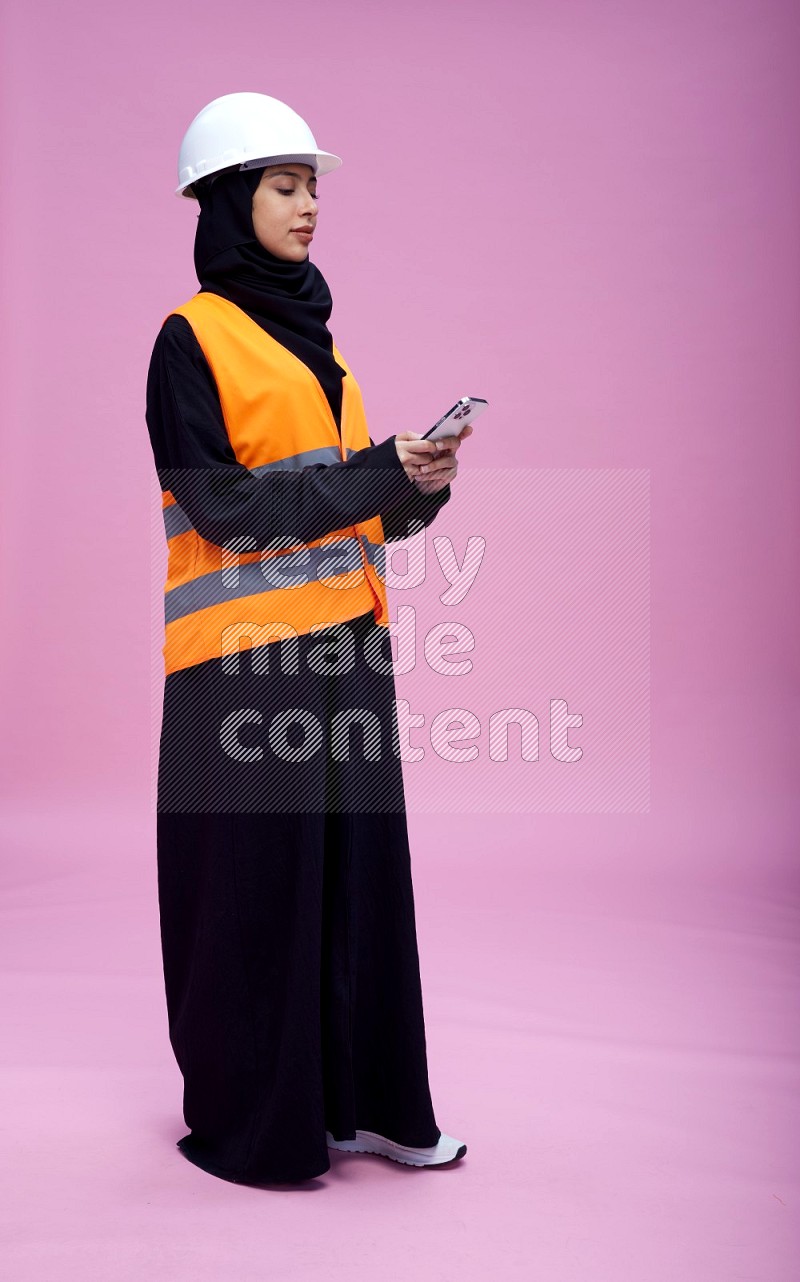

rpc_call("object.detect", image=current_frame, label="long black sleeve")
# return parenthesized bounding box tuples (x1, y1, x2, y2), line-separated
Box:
(145, 314, 447, 551)
(367, 435, 450, 542)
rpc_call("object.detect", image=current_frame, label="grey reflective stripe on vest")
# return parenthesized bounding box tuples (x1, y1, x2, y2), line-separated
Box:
(162, 446, 358, 541)
(251, 445, 347, 476)
(358, 533, 386, 580)
(163, 503, 194, 540)
(164, 536, 369, 625)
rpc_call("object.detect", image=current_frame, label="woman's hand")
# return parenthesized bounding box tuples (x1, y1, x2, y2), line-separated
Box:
(394, 432, 439, 481)
(398, 423, 473, 494)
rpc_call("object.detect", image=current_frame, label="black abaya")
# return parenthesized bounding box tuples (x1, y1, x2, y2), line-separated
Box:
(156, 613, 441, 1184)
(147, 313, 448, 1183)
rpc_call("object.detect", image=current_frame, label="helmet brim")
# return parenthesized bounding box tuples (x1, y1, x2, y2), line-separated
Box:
(176, 149, 342, 199)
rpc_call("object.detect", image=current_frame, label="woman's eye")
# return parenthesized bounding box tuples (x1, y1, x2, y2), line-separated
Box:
(277, 188, 320, 199)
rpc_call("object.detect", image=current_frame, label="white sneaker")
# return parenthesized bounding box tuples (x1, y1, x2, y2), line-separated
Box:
(326, 1128, 467, 1167)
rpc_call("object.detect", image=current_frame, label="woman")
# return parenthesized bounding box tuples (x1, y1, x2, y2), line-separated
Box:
(145, 92, 470, 1185)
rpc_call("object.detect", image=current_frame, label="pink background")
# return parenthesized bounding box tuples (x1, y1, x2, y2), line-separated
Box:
(2, 0, 799, 1278)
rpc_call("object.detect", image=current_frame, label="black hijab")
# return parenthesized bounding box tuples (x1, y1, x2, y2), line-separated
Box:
(193, 166, 346, 430)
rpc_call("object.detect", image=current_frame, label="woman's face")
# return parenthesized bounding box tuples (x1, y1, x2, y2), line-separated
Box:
(251, 163, 319, 260)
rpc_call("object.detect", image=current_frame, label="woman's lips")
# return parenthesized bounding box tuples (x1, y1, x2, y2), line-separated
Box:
(292, 230, 313, 242)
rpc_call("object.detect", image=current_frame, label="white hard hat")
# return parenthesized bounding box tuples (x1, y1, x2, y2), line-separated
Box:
(176, 92, 342, 199)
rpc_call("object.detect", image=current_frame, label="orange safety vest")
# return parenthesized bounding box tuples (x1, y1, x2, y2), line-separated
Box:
(159, 291, 390, 676)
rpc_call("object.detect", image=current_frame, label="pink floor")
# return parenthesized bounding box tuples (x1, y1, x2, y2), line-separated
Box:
(2, 799, 797, 1280)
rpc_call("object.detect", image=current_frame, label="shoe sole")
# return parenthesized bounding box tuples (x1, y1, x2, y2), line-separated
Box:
(326, 1129, 467, 1167)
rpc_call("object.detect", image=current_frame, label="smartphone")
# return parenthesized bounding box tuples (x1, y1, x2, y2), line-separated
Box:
(423, 396, 488, 442)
